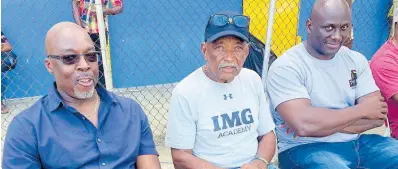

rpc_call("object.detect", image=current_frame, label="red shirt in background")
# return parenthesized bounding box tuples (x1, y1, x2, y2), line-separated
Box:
(370, 40, 398, 139)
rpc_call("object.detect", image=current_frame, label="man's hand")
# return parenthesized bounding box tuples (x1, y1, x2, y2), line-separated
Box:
(280, 123, 298, 138)
(357, 94, 388, 120)
(241, 160, 267, 169)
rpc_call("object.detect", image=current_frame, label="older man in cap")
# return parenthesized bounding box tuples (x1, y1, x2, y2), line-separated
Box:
(166, 11, 277, 169)
(2, 22, 161, 169)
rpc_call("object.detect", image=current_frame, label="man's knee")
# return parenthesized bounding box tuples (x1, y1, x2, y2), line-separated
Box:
(359, 134, 398, 168)
(278, 145, 352, 169)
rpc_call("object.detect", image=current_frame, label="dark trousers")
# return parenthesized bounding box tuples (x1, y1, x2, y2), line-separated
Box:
(89, 33, 107, 88)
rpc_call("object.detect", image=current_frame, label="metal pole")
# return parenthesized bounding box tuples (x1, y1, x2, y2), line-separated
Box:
(261, 0, 277, 87)
(94, 0, 113, 90)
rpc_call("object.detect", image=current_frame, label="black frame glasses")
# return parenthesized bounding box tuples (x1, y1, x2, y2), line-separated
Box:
(48, 52, 100, 65)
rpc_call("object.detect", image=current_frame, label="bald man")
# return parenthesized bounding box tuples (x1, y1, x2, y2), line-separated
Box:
(2, 22, 161, 169)
(266, 0, 398, 168)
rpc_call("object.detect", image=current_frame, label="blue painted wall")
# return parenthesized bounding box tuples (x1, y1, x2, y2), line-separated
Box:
(298, 0, 391, 60)
(108, 0, 242, 88)
(1, 0, 73, 99)
(2, 0, 242, 98)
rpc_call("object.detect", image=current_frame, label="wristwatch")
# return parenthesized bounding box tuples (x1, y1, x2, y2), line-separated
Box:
(254, 155, 269, 166)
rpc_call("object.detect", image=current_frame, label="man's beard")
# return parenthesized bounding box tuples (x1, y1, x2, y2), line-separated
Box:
(74, 86, 95, 99)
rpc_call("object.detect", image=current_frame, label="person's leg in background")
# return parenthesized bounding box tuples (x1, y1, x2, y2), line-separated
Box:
(89, 33, 106, 88)
(278, 141, 357, 169)
(358, 134, 398, 169)
(1, 72, 9, 114)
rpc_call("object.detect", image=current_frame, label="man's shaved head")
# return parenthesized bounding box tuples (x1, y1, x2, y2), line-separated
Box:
(310, 0, 350, 22)
(45, 22, 93, 55)
(305, 0, 352, 59)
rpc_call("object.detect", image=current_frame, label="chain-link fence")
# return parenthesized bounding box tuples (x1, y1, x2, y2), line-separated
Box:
(1, 0, 392, 166)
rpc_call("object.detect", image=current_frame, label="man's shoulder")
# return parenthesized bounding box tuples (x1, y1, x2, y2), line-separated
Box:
(238, 68, 264, 88)
(269, 44, 307, 74)
(372, 41, 394, 59)
(338, 46, 368, 64)
(239, 67, 260, 77)
(16, 95, 49, 117)
(371, 42, 398, 65)
(106, 90, 142, 109)
(173, 68, 204, 95)
(11, 95, 53, 132)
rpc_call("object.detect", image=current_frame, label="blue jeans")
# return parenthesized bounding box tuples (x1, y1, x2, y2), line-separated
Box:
(278, 134, 398, 169)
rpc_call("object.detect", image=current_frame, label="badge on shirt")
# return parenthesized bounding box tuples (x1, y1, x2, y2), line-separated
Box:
(349, 69, 357, 88)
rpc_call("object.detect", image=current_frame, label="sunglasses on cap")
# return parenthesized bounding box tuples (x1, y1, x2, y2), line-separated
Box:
(47, 52, 100, 65)
(208, 14, 250, 28)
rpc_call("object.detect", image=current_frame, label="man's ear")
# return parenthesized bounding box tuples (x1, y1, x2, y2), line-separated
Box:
(244, 43, 250, 57)
(306, 19, 312, 34)
(201, 42, 208, 61)
(45, 58, 54, 74)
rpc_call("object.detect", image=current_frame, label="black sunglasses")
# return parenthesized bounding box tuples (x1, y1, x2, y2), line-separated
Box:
(48, 52, 100, 65)
(208, 14, 250, 28)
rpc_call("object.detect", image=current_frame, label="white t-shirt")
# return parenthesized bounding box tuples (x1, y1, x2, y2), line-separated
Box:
(266, 42, 379, 153)
(166, 67, 275, 168)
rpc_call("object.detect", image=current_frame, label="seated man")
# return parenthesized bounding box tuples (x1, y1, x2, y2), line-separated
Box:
(166, 11, 277, 169)
(266, 0, 398, 168)
(370, 6, 398, 139)
(2, 22, 161, 169)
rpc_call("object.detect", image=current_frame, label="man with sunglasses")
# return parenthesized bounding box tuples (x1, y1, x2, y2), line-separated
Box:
(2, 22, 161, 169)
(266, 0, 398, 168)
(166, 11, 277, 169)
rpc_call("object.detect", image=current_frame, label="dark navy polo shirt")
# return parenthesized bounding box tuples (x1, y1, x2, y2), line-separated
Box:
(2, 83, 158, 168)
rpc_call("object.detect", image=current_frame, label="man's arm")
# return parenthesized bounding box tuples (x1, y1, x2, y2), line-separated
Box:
(2, 118, 42, 168)
(255, 131, 276, 163)
(171, 149, 222, 169)
(241, 131, 276, 169)
(72, 0, 82, 26)
(166, 88, 219, 169)
(104, 0, 123, 15)
(340, 91, 385, 134)
(340, 119, 384, 134)
(136, 155, 161, 169)
(276, 94, 386, 137)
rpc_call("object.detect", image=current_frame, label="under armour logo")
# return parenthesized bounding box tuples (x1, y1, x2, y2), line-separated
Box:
(224, 93, 233, 100)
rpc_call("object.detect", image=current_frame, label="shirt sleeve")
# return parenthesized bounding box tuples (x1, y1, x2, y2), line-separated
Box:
(256, 75, 275, 136)
(371, 56, 398, 100)
(165, 88, 197, 149)
(266, 65, 310, 110)
(354, 52, 379, 99)
(137, 104, 159, 156)
(2, 117, 42, 169)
